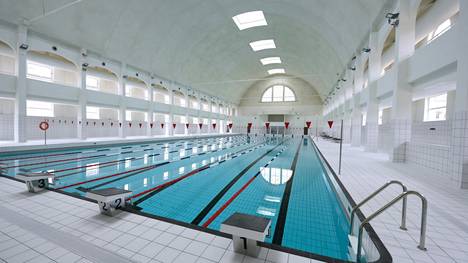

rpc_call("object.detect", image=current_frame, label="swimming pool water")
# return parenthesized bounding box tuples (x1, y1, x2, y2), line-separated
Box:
(0, 135, 352, 261)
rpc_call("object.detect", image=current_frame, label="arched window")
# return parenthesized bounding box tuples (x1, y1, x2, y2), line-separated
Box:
(261, 85, 296, 102)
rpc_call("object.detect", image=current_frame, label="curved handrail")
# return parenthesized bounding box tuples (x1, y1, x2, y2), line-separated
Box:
(350, 180, 408, 235)
(356, 190, 428, 262)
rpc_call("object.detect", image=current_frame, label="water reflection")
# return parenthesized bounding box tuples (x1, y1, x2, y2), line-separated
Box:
(260, 167, 293, 185)
(86, 163, 99, 177)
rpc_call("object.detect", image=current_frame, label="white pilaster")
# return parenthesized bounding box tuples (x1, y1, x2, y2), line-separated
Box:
(77, 55, 87, 140)
(389, 0, 420, 162)
(14, 25, 27, 143)
(147, 81, 154, 137)
(118, 63, 127, 138)
(365, 32, 381, 152)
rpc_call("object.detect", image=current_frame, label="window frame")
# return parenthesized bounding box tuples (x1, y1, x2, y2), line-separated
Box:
(261, 85, 296, 103)
(424, 93, 447, 122)
(26, 100, 54, 117)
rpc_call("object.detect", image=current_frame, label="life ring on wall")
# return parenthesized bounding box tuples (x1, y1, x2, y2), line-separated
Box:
(39, 121, 49, 131)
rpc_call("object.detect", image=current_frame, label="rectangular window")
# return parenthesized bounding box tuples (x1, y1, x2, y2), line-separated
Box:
(27, 62, 53, 82)
(126, 85, 148, 100)
(27, 100, 54, 117)
(86, 106, 100, 119)
(201, 101, 209, 111)
(378, 110, 383, 125)
(86, 76, 99, 91)
(362, 113, 367, 126)
(424, 93, 447, 122)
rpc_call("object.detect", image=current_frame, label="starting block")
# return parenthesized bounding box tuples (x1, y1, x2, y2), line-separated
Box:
(86, 188, 132, 216)
(220, 213, 271, 257)
(16, 172, 55, 193)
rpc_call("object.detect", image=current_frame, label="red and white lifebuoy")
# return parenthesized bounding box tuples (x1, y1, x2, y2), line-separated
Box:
(39, 121, 49, 131)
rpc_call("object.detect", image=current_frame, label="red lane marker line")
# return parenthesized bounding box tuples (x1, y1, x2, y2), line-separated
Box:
(4, 154, 107, 169)
(1, 151, 80, 162)
(127, 165, 210, 201)
(55, 164, 160, 190)
(128, 140, 267, 202)
(52, 140, 245, 174)
(202, 174, 258, 228)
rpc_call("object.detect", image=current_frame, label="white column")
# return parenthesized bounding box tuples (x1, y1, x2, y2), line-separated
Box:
(14, 25, 27, 143)
(389, 0, 420, 162)
(147, 81, 153, 137)
(77, 54, 87, 140)
(342, 70, 352, 144)
(169, 84, 174, 136)
(118, 63, 127, 138)
(197, 95, 202, 134)
(351, 54, 365, 147)
(451, 0, 468, 188)
(365, 32, 381, 152)
(184, 92, 189, 135)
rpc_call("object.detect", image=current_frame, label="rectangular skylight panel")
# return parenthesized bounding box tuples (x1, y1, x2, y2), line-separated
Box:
(233, 11, 267, 30)
(249, 39, 276, 51)
(260, 57, 282, 65)
(268, 68, 285, 75)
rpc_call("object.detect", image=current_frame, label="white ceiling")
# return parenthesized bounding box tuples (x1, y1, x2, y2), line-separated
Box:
(0, 0, 391, 103)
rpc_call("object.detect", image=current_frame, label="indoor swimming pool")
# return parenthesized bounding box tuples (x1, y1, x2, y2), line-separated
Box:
(0, 135, 388, 262)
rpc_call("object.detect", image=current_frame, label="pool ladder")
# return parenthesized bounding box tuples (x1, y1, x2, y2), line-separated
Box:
(348, 180, 428, 263)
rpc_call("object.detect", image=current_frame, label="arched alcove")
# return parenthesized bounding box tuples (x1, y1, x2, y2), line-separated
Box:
(27, 50, 78, 86)
(86, 66, 118, 94)
(0, 40, 15, 75)
(152, 84, 170, 104)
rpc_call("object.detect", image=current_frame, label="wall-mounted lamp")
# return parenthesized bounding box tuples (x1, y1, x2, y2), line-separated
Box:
(362, 48, 371, 53)
(386, 13, 399, 27)
(52, 46, 57, 51)
(341, 78, 347, 82)
(101, 62, 106, 66)
(19, 43, 29, 50)
(349, 67, 356, 71)
(123, 75, 128, 79)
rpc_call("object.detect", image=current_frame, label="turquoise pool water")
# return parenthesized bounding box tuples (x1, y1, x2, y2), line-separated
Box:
(0, 135, 351, 261)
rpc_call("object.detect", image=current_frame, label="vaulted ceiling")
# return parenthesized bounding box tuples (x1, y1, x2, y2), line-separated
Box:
(0, 0, 392, 103)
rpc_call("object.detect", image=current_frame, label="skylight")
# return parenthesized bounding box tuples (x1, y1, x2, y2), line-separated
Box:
(260, 57, 282, 65)
(232, 11, 267, 30)
(268, 68, 285, 75)
(250, 39, 276, 52)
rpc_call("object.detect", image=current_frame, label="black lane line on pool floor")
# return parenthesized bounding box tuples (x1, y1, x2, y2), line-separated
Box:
(191, 140, 286, 225)
(201, 146, 288, 228)
(2, 136, 227, 166)
(29, 138, 242, 173)
(131, 140, 279, 206)
(271, 138, 303, 245)
(70, 138, 261, 192)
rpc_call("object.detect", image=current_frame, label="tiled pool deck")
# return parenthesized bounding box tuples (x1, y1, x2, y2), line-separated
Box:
(1, 138, 467, 262)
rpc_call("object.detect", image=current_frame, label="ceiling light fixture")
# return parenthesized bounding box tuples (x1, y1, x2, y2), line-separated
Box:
(250, 39, 276, 52)
(260, 57, 281, 65)
(267, 68, 285, 75)
(232, 11, 267, 30)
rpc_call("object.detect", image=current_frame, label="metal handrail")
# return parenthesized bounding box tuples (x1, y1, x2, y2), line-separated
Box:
(356, 190, 428, 262)
(350, 180, 408, 235)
